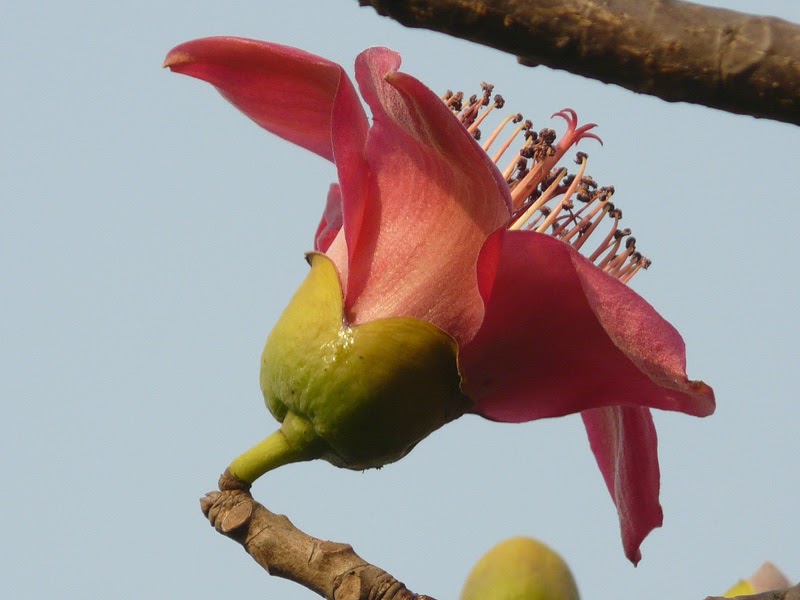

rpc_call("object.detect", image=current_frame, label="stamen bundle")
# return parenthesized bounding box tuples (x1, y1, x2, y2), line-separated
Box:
(443, 86, 650, 284)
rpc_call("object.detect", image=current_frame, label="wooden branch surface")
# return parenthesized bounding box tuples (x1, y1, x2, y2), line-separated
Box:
(203, 474, 799, 600)
(200, 470, 437, 600)
(356, 0, 800, 125)
(200, 471, 800, 600)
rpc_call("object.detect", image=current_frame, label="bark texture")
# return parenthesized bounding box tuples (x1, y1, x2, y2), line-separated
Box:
(357, 0, 800, 125)
(705, 584, 800, 600)
(201, 469, 437, 600)
(207, 474, 799, 599)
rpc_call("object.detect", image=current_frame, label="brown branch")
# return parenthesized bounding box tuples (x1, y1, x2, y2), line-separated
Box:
(199, 469, 437, 600)
(356, 0, 800, 126)
(705, 584, 800, 600)
(204, 473, 800, 600)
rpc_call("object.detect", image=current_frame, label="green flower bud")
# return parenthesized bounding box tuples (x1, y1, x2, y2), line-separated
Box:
(229, 253, 471, 483)
(460, 537, 580, 600)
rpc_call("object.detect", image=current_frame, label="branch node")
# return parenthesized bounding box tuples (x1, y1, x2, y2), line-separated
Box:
(218, 467, 252, 492)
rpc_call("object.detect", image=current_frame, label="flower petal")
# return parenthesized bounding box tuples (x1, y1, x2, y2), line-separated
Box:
(460, 230, 715, 419)
(164, 37, 367, 162)
(582, 406, 663, 565)
(341, 47, 512, 345)
(315, 184, 343, 253)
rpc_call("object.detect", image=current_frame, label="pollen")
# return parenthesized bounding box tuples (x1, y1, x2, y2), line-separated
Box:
(444, 87, 650, 284)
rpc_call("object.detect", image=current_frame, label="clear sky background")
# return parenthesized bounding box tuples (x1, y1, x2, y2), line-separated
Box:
(2, 1, 799, 599)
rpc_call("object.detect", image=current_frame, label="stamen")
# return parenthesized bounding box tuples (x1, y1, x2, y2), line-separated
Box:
(445, 91, 464, 110)
(553, 189, 605, 240)
(596, 228, 631, 269)
(458, 94, 482, 129)
(587, 210, 622, 262)
(525, 206, 551, 230)
(506, 157, 527, 185)
(441, 85, 649, 286)
(468, 93, 504, 135)
(483, 113, 523, 155)
(534, 157, 588, 234)
(509, 160, 549, 209)
(605, 236, 636, 274)
(612, 251, 641, 279)
(619, 258, 651, 284)
(567, 200, 610, 248)
(508, 168, 568, 230)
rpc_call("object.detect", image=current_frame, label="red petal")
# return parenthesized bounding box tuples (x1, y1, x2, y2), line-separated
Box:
(460, 230, 715, 419)
(315, 184, 343, 253)
(164, 37, 367, 162)
(582, 406, 663, 565)
(341, 48, 511, 345)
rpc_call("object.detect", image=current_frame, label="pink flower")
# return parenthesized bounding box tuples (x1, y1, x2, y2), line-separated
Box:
(164, 37, 714, 564)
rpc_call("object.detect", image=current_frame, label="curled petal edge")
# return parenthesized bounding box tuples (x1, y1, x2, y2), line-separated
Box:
(460, 230, 715, 422)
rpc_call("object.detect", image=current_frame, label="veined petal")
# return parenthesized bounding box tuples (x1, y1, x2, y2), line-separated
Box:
(460, 230, 715, 419)
(342, 47, 512, 345)
(582, 406, 663, 565)
(315, 184, 343, 253)
(164, 37, 367, 162)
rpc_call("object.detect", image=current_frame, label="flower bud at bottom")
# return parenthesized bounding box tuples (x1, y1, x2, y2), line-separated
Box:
(460, 537, 580, 600)
(228, 253, 472, 483)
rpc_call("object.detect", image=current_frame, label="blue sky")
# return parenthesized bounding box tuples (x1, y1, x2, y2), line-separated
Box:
(2, 1, 799, 598)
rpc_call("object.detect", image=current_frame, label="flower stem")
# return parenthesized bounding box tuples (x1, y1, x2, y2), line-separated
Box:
(228, 413, 325, 483)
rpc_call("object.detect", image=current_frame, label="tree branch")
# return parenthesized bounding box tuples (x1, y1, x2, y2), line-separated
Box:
(705, 584, 800, 600)
(200, 469, 437, 600)
(356, 0, 800, 126)
(204, 472, 799, 600)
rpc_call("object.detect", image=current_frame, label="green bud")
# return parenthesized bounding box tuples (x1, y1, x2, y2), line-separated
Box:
(460, 537, 580, 600)
(228, 253, 471, 483)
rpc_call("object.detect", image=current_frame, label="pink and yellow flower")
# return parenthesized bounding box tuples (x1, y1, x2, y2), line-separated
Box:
(165, 37, 714, 564)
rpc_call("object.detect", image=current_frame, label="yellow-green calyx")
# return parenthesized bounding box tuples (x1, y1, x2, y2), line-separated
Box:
(228, 253, 471, 484)
(460, 537, 580, 600)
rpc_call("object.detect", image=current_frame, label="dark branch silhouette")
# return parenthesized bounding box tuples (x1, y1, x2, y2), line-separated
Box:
(356, 0, 800, 126)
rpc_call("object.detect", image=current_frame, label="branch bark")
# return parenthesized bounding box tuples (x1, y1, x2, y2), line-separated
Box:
(356, 0, 800, 126)
(200, 469, 437, 600)
(203, 472, 799, 600)
(705, 584, 800, 600)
